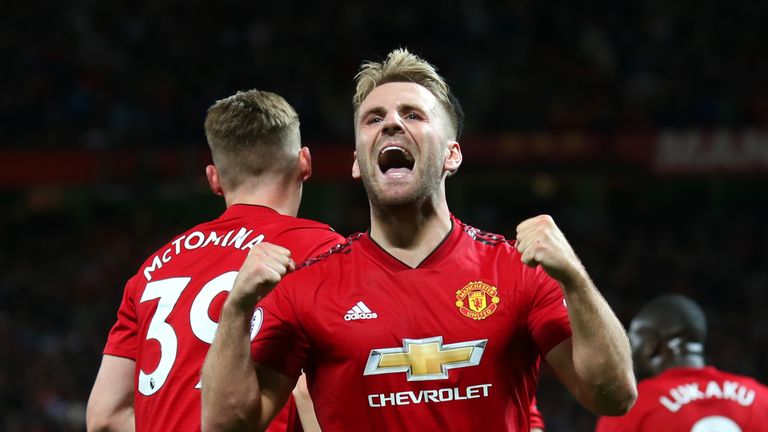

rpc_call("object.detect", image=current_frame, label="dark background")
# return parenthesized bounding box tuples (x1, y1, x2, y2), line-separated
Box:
(2, 1, 767, 431)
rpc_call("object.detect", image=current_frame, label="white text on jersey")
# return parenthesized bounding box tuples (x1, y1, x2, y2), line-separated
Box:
(344, 301, 378, 321)
(368, 384, 492, 407)
(659, 380, 756, 412)
(144, 227, 264, 281)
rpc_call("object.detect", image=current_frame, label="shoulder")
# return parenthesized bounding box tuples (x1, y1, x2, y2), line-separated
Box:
(297, 232, 365, 269)
(271, 216, 342, 241)
(132, 216, 221, 266)
(273, 234, 365, 302)
(273, 214, 335, 232)
(279, 217, 344, 253)
(453, 219, 522, 261)
(453, 219, 549, 293)
(713, 368, 768, 392)
(134, 230, 191, 271)
(455, 218, 512, 248)
(230, 205, 336, 236)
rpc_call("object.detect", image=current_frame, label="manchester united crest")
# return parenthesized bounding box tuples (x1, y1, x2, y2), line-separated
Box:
(455, 281, 500, 320)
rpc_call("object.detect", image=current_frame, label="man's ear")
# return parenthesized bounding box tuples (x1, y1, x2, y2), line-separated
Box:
(444, 141, 463, 176)
(352, 151, 361, 179)
(647, 333, 669, 374)
(299, 147, 312, 181)
(205, 165, 224, 196)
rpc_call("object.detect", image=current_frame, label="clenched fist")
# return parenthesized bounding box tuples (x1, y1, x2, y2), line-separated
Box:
(226, 242, 295, 311)
(515, 215, 587, 286)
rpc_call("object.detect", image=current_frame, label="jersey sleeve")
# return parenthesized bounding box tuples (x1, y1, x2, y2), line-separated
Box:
(250, 277, 310, 379)
(525, 265, 572, 356)
(103, 275, 141, 359)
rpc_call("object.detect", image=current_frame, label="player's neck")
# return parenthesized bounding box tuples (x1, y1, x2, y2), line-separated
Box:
(666, 355, 706, 371)
(368, 198, 452, 268)
(224, 179, 302, 217)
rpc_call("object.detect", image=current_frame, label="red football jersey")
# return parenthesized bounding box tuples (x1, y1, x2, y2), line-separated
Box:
(530, 397, 545, 430)
(251, 216, 572, 431)
(103, 204, 344, 432)
(595, 366, 768, 432)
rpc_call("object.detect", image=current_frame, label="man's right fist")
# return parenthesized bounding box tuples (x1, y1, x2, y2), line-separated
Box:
(227, 242, 295, 311)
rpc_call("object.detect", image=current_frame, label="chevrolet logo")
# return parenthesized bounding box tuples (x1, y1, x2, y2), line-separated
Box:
(364, 336, 487, 381)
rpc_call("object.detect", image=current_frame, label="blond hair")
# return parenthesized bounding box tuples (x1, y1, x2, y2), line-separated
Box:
(353, 48, 462, 138)
(204, 90, 300, 190)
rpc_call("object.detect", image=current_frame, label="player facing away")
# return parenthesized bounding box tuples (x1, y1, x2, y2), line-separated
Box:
(201, 49, 637, 431)
(86, 90, 344, 432)
(595, 294, 768, 432)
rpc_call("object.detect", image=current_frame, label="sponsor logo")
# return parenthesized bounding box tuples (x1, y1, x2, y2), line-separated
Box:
(368, 384, 492, 407)
(455, 281, 500, 320)
(344, 301, 378, 321)
(364, 336, 487, 381)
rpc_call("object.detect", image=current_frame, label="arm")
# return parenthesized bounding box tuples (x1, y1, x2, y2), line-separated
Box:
(86, 355, 135, 432)
(516, 215, 637, 415)
(201, 243, 297, 432)
(293, 373, 322, 432)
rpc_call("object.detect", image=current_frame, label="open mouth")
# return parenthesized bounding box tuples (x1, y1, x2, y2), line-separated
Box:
(377, 146, 415, 175)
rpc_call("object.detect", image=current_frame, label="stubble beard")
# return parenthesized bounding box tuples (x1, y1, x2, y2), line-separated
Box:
(361, 156, 443, 211)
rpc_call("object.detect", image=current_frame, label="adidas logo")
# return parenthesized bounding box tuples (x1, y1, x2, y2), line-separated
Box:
(344, 301, 378, 321)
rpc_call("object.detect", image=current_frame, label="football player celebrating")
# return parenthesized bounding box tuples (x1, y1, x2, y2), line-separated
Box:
(202, 49, 636, 431)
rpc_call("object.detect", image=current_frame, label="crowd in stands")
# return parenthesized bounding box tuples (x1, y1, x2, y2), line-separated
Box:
(3, 1, 767, 150)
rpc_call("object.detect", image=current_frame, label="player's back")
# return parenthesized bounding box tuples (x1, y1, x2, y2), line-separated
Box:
(596, 366, 768, 432)
(104, 204, 343, 431)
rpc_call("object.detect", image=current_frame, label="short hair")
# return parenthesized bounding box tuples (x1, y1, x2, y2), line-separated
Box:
(636, 294, 708, 343)
(353, 48, 464, 139)
(204, 90, 300, 190)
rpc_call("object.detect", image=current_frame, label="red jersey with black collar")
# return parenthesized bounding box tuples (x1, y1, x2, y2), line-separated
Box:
(251, 215, 572, 431)
(596, 366, 768, 432)
(103, 204, 344, 432)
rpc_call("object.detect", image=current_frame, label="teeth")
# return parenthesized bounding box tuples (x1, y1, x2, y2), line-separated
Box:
(378, 146, 415, 172)
(380, 146, 414, 162)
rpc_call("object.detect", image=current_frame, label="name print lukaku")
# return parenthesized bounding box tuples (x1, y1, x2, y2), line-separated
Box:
(659, 380, 756, 412)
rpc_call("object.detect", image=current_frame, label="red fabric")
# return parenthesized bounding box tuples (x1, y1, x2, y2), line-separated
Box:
(530, 397, 545, 429)
(251, 215, 572, 431)
(595, 366, 768, 432)
(103, 204, 343, 432)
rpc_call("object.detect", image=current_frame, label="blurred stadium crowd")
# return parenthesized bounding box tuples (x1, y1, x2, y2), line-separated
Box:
(3, 1, 766, 149)
(2, 1, 767, 431)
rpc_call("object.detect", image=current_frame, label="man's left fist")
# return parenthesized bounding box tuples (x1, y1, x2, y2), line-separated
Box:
(515, 215, 586, 285)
